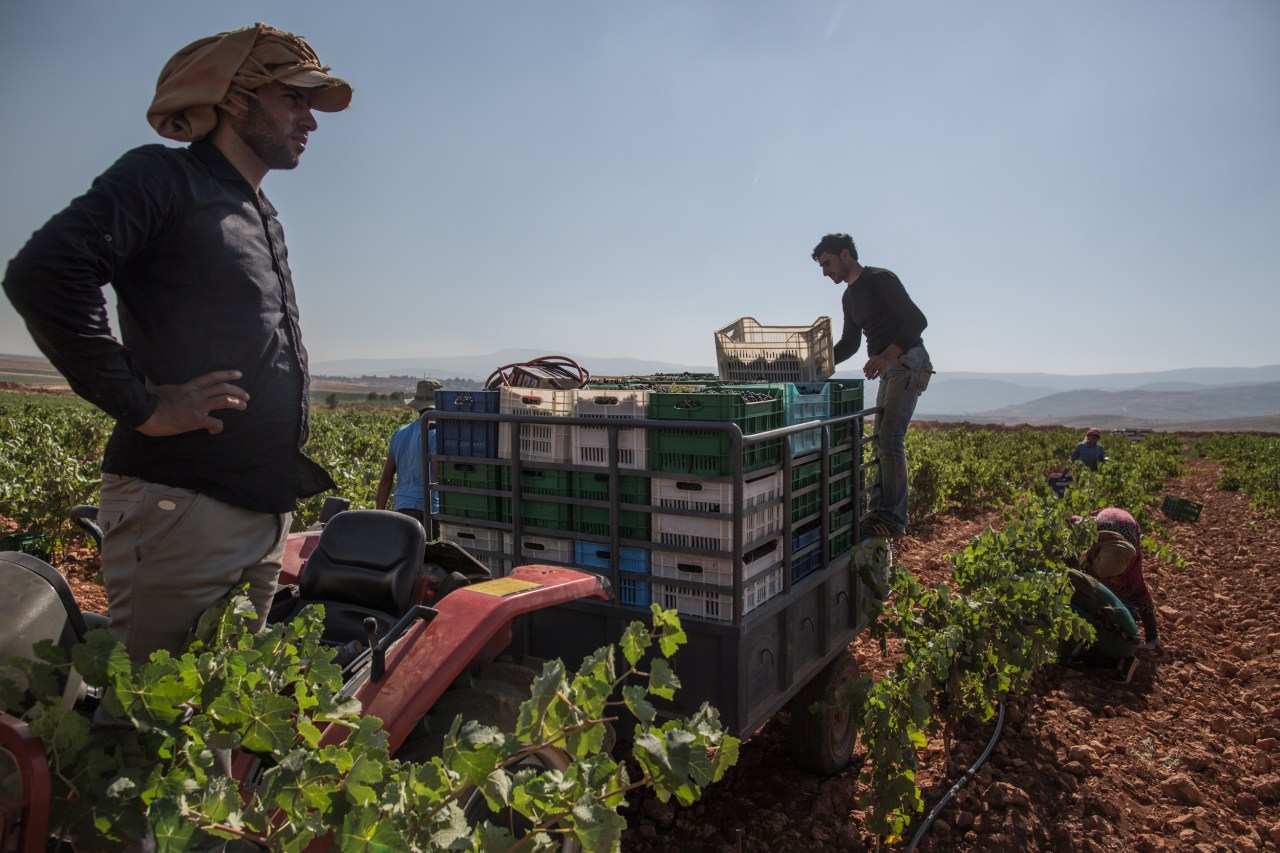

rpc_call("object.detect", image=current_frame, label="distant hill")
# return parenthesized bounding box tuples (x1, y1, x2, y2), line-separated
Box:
(6, 352, 1279, 433)
(311, 349, 717, 382)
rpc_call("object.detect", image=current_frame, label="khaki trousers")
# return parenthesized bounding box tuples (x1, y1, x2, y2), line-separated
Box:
(98, 474, 290, 663)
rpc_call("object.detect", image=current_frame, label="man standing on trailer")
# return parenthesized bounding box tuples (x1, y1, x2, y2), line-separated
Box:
(3, 24, 352, 663)
(812, 233, 932, 539)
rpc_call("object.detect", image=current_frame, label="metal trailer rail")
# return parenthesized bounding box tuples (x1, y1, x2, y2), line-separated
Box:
(423, 400, 882, 740)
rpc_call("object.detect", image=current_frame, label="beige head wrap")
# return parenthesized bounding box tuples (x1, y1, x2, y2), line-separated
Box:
(148, 23, 352, 142)
(1082, 530, 1137, 579)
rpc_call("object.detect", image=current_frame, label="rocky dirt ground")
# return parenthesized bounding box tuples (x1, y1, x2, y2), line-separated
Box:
(616, 455, 1280, 852)
(28, 453, 1280, 851)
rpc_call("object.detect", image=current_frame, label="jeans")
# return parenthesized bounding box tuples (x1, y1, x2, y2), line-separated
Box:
(870, 346, 932, 532)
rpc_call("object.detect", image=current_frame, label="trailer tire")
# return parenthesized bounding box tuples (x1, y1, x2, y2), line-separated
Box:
(787, 651, 859, 775)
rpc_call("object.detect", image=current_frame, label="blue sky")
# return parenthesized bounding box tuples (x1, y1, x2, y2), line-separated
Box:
(2, 1, 1277, 376)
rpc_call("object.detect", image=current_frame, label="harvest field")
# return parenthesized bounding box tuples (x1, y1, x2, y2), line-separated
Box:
(2, 388, 1278, 850)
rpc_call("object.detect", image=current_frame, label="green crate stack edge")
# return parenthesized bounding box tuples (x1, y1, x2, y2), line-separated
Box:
(433, 380, 864, 621)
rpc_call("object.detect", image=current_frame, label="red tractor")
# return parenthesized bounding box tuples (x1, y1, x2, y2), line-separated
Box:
(0, 504, 609, 851)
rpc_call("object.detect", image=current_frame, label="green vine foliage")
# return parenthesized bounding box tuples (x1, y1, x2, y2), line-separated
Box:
(1190, 433, 1280, 515)
(0, 393, 111, 548)
(849, 431, 1189, 841)
(0, 597, 738, 852)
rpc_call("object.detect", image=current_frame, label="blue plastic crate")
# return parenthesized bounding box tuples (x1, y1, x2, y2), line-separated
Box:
(574, 541, 652, 607)
(573, 541, 651, 575)
(437, 389, 499, 458)
(734, 382, 830, 456)
(791, 547, 822, 583)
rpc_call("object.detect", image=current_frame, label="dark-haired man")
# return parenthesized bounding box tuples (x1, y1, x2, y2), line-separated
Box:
(812, 233, 932, 538)
(3, 24, 352, 662)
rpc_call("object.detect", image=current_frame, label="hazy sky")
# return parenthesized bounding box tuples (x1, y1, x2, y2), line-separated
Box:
(2, 1, 1277, 376)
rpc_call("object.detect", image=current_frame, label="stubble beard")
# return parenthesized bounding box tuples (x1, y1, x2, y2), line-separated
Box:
(233, 99, 301, 171)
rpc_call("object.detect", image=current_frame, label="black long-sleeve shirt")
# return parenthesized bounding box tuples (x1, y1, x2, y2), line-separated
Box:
(832, 266, 928, 364)
(3, 141, 333, 513)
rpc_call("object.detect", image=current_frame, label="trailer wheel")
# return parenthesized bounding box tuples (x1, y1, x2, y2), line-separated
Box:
(787, 651, 859, 775)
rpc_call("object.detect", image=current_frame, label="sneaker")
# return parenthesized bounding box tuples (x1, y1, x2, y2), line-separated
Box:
(1118, 656, 1140, 684)
(1138, 638, 1161, 651)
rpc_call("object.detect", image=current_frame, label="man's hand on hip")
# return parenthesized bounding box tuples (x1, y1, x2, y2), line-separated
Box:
(863, 344, 905, 380)
(136, 370, 249, 436)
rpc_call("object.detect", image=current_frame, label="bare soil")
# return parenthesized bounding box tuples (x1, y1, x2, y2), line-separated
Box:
(36, 456, 1280, 851)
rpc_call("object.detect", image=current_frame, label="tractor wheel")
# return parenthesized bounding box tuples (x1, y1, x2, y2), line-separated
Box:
(471, 658, 546, 701)
(460, 744, 580, 852)
(396, 686, 519, 763)
(787, 651, 859, 775)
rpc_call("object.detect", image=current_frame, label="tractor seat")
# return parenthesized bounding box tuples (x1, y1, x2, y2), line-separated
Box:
(277, 510, 425, 648)
(0, 550, 107, 709)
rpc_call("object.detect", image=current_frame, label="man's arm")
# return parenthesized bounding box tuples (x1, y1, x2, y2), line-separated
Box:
(375, 456, 396, 510)
(3, 147, 247, 433)
(832, 287, 862, 365)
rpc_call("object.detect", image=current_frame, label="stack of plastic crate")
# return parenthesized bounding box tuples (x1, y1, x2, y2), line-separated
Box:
(649, 471, 785, 621)
(498, 386, 575, 463)
(572, 388, 650, 469)
(436, 389, 499, 457)
(437, 458, 509, 524)
(511, 465, 575, 535)
(829, 380, 865, 448)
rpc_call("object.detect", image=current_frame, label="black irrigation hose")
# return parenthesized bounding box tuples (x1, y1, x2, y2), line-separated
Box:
(905, 700, 1007, 852)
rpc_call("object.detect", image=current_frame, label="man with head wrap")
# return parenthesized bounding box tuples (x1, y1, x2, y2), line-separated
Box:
(3, 24, 352, 662)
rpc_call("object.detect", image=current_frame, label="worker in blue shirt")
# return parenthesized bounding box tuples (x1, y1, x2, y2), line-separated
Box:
(376, 379, 441, 537)
(1071, 428, 1108, 471)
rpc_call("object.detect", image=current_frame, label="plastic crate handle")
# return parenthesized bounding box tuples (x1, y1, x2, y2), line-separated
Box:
(675, 481, 703, 492)
(676, 563, 705, 575)
(592, 396, 620, 405)
(524, 542, 546, 553)
(673, 399, 703, 411)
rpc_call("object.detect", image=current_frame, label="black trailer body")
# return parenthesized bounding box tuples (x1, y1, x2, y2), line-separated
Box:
(427, 381, 880, 741)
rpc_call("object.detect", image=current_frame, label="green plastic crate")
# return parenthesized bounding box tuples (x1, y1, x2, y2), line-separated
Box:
(0, 532, 52, 562)
(439, 491, 511, 523)
(1160, 495, 1203, 522)
(830, 380, 865, 446)
(519, 499, 574, 533)
(791, 489, 820, 523)
(437, 461, 505, 490)
(571, 472, 651, 540)
(791, 459, 822, 492)
(648, 389, 784, 475)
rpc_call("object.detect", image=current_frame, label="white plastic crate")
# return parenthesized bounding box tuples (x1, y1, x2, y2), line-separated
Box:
(652, 536, 781, 588)
(715, 317, 834, 382)
(511, 533, 575, 568)
(655, 564, 783, 622)
(572, 389, 650, 469)
(652, 471, 782, 515)
(653, 501, 781, 551)
(498, 387, 574, 463)
(440, 522, 510, 576)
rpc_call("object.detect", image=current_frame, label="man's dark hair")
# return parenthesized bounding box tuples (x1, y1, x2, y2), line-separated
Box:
(811, 233, 858, 263)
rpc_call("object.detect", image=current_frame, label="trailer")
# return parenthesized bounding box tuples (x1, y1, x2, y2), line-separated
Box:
(426, 379, 886, 773)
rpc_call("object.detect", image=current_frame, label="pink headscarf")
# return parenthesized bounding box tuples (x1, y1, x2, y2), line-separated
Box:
(147, 23, 352, 142)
